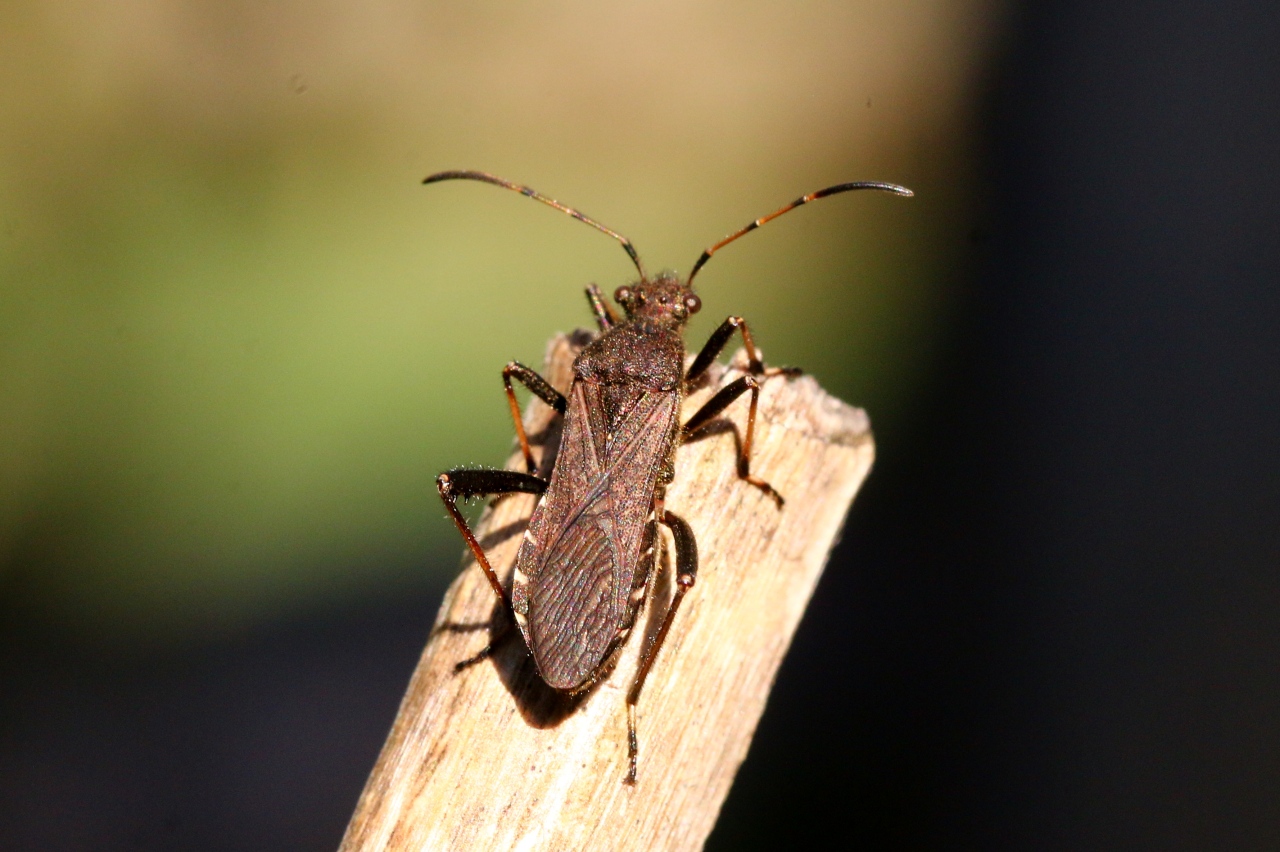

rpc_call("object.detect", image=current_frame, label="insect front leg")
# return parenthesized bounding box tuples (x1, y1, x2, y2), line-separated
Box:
(503, 362, 568, 473)
(681, 376, 784, 507)
(684, 315, 802, 385)
(585, 283, 618, 331)
(625, 504, 698, 784)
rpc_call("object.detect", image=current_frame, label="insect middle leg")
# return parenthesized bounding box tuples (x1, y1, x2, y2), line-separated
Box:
(437, 468, 547, 668)
(503, 362, 568, 473)
(681, 375, 784, 507)
(625, 503, 698, 784)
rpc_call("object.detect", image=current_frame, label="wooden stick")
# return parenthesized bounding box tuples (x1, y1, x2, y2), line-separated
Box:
(339, 332, 875, 852)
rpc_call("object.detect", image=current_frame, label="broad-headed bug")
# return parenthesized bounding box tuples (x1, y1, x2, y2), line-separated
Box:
(428, 170, 911, 782)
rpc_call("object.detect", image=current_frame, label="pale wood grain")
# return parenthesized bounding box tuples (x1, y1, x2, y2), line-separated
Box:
(339, 331, 875, 852)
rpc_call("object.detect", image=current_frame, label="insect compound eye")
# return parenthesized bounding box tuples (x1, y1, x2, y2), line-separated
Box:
(614, 286, 631, 304)
(685, 294, 701, 314)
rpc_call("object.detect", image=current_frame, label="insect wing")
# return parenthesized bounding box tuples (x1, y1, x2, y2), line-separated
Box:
(514, 380, 678, 690)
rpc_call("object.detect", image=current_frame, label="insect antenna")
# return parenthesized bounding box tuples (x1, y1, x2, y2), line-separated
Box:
(686, 181, 913, 286)
(424, 170, 647, 281)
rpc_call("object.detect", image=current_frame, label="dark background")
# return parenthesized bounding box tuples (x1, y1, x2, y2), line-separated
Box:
(4, 2, 1279, 849)
(713, 3, 1280, 849)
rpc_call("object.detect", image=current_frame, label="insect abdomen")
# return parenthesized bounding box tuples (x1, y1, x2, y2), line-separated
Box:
(514, 379, 679, 691)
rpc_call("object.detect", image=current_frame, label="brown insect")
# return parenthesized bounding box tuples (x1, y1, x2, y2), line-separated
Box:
(429, 170, 911, 782)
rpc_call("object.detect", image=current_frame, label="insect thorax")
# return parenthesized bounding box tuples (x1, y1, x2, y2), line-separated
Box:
(574, 322, 685, 392)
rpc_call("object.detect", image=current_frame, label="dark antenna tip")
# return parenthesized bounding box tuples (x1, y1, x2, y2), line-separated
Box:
(687, 181, 914, 285)
(422, 170, 646, 281)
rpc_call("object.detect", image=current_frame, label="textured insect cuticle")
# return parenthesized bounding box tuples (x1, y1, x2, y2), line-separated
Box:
(426, 171, 910, 784)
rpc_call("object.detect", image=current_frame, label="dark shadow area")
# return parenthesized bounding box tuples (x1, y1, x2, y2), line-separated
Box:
(0, 582, 443, 852)
(429, 586, 583, 731)
(474, 515, 533, 552)
(486, 630, 585, 730)
(709, 1, 1280, 849)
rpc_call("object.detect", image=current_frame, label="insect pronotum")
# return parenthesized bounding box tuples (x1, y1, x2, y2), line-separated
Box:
(429, 170, 912, 783)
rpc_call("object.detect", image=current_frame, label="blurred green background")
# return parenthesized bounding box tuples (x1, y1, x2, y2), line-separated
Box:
(0, 0, 1002, 647)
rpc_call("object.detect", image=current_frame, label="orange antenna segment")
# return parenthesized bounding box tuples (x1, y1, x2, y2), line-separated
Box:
(687, 181, 913, 286)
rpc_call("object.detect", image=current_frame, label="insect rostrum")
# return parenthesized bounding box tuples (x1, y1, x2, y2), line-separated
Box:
(428, 170, 911, 783)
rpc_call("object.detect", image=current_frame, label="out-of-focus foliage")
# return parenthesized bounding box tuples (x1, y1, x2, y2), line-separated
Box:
(0, 0, 1003, 645)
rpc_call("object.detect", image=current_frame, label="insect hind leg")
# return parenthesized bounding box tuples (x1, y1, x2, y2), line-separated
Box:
(625, 508, 698, 784)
